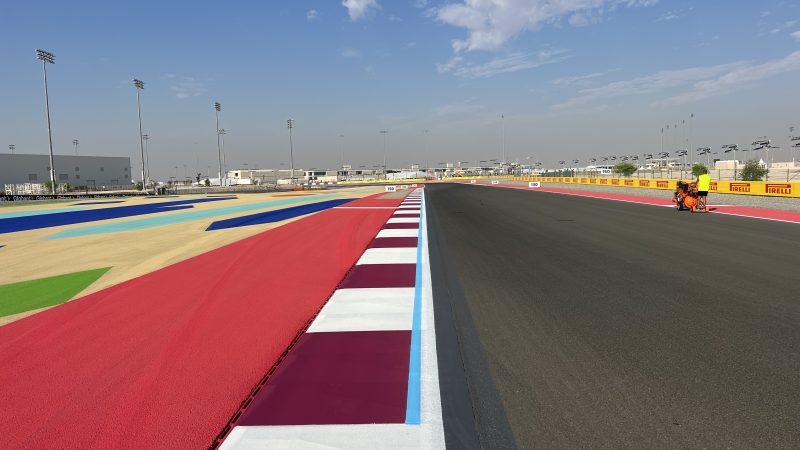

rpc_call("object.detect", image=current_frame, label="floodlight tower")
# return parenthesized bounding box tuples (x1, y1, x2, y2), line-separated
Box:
(36, 49, 57, 193)
(8, 144, 15, 154)
(214, 102, 223, 186)
(218, 129, 227, 175)
(142, 134, 150, 185)
(72, 138, 79, 156)
(380, 130, 388, 179)
(133, 78, 146, 191)
(287, 118, 295, 185)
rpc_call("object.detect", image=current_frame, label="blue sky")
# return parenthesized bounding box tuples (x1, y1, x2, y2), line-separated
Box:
(2, 0, 800, 178)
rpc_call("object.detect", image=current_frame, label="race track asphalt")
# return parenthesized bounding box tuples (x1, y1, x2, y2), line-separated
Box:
(425, 183, 800, 449)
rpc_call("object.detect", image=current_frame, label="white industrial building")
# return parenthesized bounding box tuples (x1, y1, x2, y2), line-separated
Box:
(1, 153, 132, 188)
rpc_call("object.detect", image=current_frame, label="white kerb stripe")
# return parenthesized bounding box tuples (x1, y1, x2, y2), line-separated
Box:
(393, 211, 420, 216)
(357, 247, 417, 265)
(387, 217, 420, 224)
(377, 228, 418, 238)
(306, 288, 414, 332)
(397, 206, 420, 210)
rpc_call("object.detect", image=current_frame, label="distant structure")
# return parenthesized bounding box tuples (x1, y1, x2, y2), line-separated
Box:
(0, 153, 132, 188)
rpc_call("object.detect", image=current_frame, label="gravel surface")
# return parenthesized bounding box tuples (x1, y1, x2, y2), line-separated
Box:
(502, 180, 800, 212)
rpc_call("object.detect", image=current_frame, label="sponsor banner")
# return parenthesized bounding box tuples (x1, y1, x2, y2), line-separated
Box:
(516, 176, 800, 198)
(385, 186, 397, 192)
(528, 182, 541, 188)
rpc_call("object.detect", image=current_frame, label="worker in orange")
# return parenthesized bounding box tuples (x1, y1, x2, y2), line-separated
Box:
(696, 168, 710, 212)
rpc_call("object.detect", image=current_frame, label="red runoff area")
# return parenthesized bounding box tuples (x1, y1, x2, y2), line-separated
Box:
(0, 194, 403, 449)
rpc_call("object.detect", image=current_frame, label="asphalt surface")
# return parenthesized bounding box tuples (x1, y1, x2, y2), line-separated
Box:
(426, 183, 800, 449)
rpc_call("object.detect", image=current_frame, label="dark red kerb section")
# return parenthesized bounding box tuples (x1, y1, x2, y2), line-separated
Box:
(338, 264, 417, 288)
(237, 330, 412, 425)
(369, 237, 419, 248)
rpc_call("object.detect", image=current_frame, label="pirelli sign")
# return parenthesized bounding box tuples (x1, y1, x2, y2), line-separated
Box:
(766, 183, 792, 195)
(656, 180, 669, 189)
(729, 182, 751, 193)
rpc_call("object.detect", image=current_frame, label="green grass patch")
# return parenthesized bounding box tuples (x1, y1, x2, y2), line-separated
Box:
(0, 267, 111, 317)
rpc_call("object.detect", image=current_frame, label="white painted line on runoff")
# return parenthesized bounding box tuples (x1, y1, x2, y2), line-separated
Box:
(377, 228, 419, 238)
(387, 217, 421, 224)
(357, 247, 418, 265)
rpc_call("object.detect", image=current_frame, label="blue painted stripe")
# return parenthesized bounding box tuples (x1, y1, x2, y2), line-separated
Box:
(405, 192, 424, 424)
(0, 198, 231, 234)
(206, 199, 353, 230)
(44, 195, 341, 239)
(0, 208, 84, 219)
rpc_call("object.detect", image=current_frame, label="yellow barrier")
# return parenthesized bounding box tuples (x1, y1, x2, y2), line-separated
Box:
(511, 176, 800, 198)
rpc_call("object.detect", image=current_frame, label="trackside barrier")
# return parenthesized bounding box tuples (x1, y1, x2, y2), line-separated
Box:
(506, 176, 800, 199)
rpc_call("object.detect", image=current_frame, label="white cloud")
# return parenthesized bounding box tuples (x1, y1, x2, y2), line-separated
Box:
(169, 76, 208, 100)
(438, 49, 568, 78)
(551, 51, 800, 110)
(553, 62, 742, 110)
(413, 0, 428, 8)
(552, 69, 619, 86)
(793, 30, 800, 41)
(655, 51, 800, 106)
(365, 65, 375, 72)
(306, 9, 319, 20)
(341, 47, 363, 58)
(342, 0, 379, 21)
(656, 7, 692, 22)
(434, 0, 658, 53)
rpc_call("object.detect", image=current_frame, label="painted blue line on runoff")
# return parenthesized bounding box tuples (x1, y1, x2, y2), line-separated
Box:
(44, 195, 341, 239)
(405, 191, 424, 425)
(206, 198, 353, 230)
(0, 208, 84, 220)
(0, 198, 231, 235)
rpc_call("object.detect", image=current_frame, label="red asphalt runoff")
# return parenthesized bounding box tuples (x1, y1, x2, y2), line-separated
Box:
(0, 192, 404, 449)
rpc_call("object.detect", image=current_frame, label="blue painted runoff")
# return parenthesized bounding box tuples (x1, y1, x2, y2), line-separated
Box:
(0, 197, 231, 235)
(206, 198, 353, 230)
(0, 208, 84, 220)
(45, 195, 342, 239)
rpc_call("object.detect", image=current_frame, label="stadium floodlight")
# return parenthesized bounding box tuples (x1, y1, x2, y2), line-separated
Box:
(287, 118, 295, 185)
(214, 102, 224, 186)
(132, 79, 147, 191)
(610, 155, 617, 161)
(72, 138, 79, 156)
(142, 134, 151, 184)
(218, 129, 227, 175)
(8, 144, 15, 154)
(37, 49, 57, 193)
(601, 156, 608, 162)
(380, 130, 388, 179)
(589, 158, 597, 163)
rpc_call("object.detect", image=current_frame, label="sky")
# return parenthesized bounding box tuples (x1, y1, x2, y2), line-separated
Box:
(2, 0, 800, 179)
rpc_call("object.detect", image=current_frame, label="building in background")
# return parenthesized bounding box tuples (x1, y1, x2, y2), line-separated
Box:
(0, 154, 132, 188)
